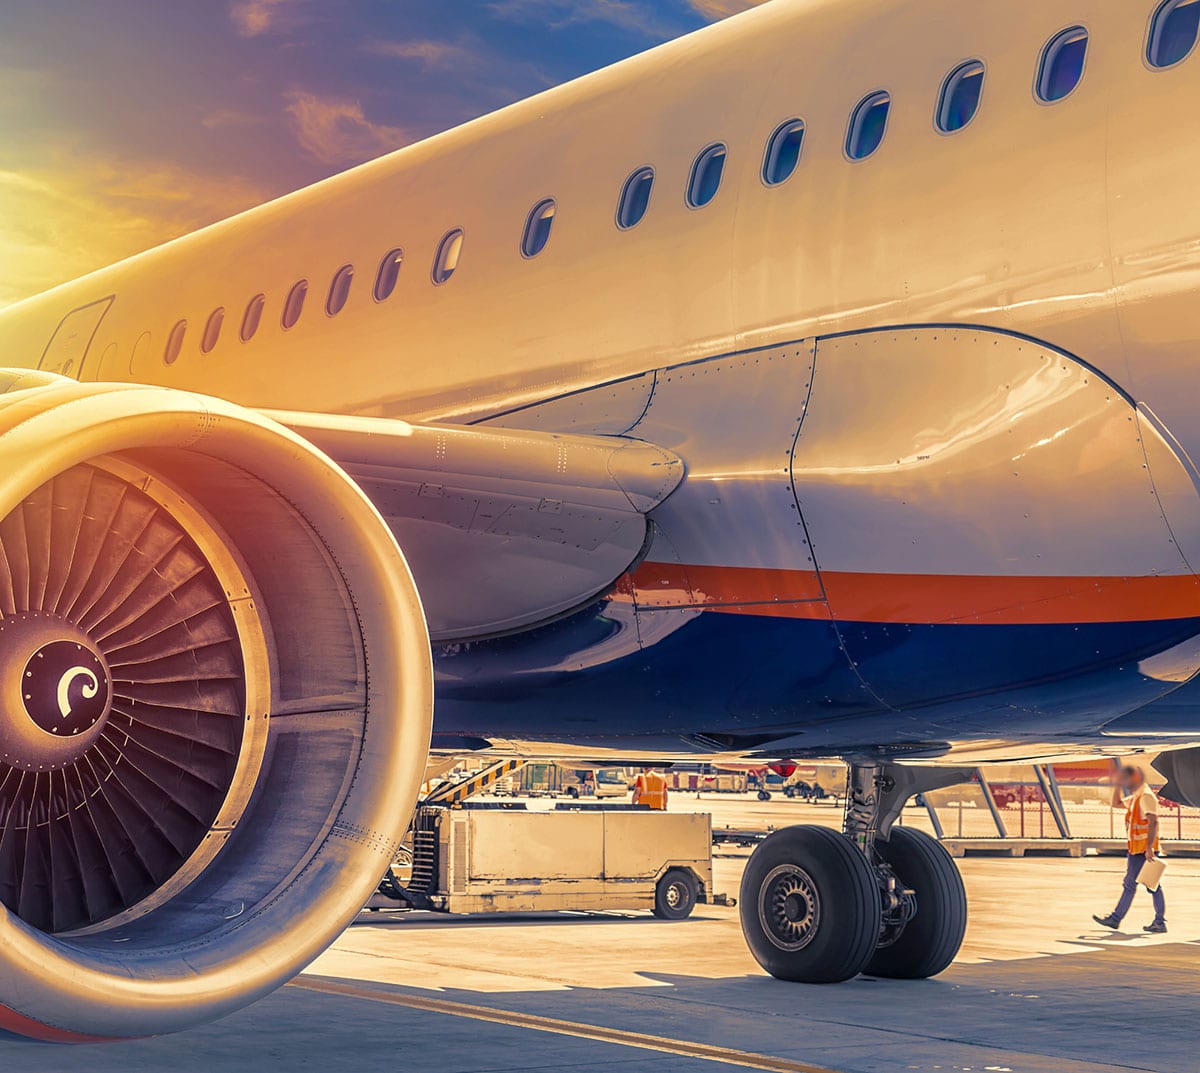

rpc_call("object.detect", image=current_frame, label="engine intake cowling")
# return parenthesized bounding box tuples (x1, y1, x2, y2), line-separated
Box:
(0, 372, 432, 1040)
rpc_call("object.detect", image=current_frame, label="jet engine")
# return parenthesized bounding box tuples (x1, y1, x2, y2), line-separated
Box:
(0, 371, 433, 1040)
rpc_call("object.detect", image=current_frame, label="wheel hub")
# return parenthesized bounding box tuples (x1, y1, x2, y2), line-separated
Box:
(759, 864, 820, 951)
(0, 612, 111, 770)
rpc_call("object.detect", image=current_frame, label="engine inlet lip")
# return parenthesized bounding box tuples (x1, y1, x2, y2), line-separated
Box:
(0, 380, 432, 1040)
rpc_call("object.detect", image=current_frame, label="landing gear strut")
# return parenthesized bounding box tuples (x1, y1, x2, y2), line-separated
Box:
(739, 760, 970, 983)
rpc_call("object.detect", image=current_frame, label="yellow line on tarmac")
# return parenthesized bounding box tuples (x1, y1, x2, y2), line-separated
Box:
(292, 976, 840, 1073)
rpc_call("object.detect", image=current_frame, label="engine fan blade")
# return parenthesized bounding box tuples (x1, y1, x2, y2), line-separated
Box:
(0, 463, 246, 932)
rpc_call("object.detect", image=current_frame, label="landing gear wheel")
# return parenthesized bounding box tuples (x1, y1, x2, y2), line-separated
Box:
(653, 868, 698, 920)
(757, 789, 771, 801)
(739, 825, 881, 983)
(864, 827, 966, 979)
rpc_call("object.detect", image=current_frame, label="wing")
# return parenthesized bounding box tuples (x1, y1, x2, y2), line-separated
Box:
(270, 411, 684, 641)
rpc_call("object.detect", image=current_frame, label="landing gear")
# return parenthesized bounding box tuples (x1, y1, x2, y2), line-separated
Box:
(757, 789, 771, 801)
(738, 761, 972, 984)
(864, 827, 966, 978)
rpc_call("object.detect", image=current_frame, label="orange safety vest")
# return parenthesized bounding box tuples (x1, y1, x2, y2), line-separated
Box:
(1126, 791, 1160, 855)
(636, 771, 668, 810)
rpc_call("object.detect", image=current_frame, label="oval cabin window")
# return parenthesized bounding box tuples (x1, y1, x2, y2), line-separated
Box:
(241, 294, 265, 341)
(432, 229, 464, 285)
(521, 199, 556, 258)
(762, 119, 805, 186)
(937, 61, 985, 133)
(1149, 0, 1200, 68)
(200, 307, 224, 354)
(617, 167, 654, 229)
(687, 144, 727, 208)
(374, 248, 403, 302)
(327, 264, 354, 316)
(163, 320, 187, 366)
(1037, 27, 1089, 102)
(282, 280, 308, 329)
(846, 91, 891, 160)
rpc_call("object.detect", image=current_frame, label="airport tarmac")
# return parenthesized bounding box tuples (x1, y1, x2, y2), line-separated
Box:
(5, 794, 1198, 1073)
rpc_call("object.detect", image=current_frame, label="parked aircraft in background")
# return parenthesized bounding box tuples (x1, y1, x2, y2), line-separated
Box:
(4, 0, 1200, 1041)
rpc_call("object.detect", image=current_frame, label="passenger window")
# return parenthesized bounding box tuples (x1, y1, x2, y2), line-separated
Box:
(282, 280, 308, 329)
(1037, 27, 1088, 102)
(617, 167, 654, 229)
(432, 229, 464, 285)
(374, 248, 403, 302)
(163, 320, 187, 366)
(846, 91, 891, 160)
(327, 264, 354, 316)
(241, 294, 265, 341)
(762, 119, 805, 186)
(937, 61, 985, 133)
(687, 144, 727, 208)
(1149, 0, 1200, 68)
(200, 307, 224, 354)
(521, 199, 557, 258)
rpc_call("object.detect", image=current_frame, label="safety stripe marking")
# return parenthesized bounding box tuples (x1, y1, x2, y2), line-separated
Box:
(619, 562, 1200, 625)
(292, 977, 838, 1073)
(424, 758, 525, 806)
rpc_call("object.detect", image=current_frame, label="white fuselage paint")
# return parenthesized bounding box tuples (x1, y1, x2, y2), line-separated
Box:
(0, 0, 1194, 446)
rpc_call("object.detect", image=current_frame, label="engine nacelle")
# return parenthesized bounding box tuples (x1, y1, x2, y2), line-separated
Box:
(0, 371, 432, 1040)
(1155, 746, 1200, 808)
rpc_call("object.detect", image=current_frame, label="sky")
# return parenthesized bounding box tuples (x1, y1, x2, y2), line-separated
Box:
(0, 0, 770, 308)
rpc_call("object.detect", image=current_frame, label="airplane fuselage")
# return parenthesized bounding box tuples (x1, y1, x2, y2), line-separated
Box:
(4, 0, 1200, 761)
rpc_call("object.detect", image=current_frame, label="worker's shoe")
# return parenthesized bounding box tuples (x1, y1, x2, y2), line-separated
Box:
(1143, 920, 1167, 934)
(1092, 913, 1121, 929)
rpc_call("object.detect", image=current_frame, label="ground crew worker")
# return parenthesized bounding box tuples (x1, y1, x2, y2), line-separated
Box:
(1093, 763, 1166, 933)
(633, 766, 668, 810)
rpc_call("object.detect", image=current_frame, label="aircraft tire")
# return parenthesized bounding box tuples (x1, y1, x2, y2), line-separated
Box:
(739, 825, 881, 983)
(864, 827, 966, 979)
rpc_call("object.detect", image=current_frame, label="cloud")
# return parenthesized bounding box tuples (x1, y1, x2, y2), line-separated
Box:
(0, 157, 266, 308)
(229, 0, 305, 37)
(283, 90, 411, 166)
(688, 0, 773, 18)
(488, 0, 675, 39)
(365, 39, 471, 67)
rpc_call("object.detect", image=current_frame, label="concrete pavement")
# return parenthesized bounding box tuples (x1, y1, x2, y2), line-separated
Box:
(3, 796, 1196, 1072)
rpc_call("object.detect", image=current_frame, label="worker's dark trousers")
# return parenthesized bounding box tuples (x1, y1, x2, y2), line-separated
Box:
(1113, 852, 1165, 924)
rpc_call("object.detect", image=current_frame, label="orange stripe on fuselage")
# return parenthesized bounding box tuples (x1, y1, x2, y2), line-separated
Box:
(621, 563, 1200, 625)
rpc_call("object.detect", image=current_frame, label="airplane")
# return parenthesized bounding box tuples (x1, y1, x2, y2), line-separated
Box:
(3, 0, 1200, 1041)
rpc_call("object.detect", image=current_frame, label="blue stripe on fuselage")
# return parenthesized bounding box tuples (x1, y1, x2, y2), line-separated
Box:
(432, 599, 1200, 754)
